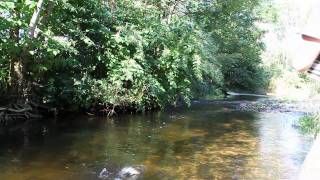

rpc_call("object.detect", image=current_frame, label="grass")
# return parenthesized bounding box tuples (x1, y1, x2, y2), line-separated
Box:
(299, 112, 320, 136)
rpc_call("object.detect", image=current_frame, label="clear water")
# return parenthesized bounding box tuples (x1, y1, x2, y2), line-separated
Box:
(0, 100, 313, 180)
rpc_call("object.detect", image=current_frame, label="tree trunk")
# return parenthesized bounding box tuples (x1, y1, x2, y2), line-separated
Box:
(8, 5, 22, 101)
(18, 0, 45, 100)
(28, 0, 44, 38)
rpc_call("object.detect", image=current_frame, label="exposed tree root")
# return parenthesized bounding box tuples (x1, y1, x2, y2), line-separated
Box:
(0, 101, 55, 126)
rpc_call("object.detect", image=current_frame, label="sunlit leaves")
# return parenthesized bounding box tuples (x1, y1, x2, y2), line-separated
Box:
(81, 35, 94, 47)
(0, 2, 15, 10)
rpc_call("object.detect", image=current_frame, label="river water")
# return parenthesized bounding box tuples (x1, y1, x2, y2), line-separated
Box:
(0, 99, 314, 180)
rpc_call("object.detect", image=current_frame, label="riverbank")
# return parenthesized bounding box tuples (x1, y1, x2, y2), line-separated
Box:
(201, 98, 320, 114)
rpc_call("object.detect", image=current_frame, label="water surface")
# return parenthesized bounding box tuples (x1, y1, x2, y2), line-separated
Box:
(0, 100, 313, 179)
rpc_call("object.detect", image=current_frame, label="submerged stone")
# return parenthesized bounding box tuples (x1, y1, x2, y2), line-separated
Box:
(98, 168, 110, 179)
(117, 165, 144, 180)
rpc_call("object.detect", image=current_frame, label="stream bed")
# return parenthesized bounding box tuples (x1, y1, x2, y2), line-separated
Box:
(0, 98, 314, 180)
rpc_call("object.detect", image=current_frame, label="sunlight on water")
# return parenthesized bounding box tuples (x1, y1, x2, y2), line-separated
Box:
(0, 102, 313, 180)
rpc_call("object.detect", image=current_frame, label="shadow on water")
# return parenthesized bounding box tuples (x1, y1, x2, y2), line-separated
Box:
(0, 100, 314, 180)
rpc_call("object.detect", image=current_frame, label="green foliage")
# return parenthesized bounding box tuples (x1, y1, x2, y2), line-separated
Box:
(299, 113, 320, 136)
(196, 0, 268, 91)
(0, 0, 268, 112)
(218, 53, 269, 90)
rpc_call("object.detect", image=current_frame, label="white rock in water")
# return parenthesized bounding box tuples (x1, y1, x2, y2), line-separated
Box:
(118, 166, 143, 178)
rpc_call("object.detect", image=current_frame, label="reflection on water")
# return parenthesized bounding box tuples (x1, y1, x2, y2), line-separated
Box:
(0, 101, 313, 180)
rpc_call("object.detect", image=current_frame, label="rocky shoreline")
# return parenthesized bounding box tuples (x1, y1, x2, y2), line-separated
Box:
(238, 99, 320, 113)
(194, 98, 320, 114)
(228, 99, 319, 113)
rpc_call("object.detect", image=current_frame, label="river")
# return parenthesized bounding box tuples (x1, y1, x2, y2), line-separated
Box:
(0, 98, 314, 180)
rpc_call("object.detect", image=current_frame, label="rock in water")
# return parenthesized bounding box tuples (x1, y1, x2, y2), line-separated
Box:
(98, 168, 109, 179)
(117, 165, 144, 180)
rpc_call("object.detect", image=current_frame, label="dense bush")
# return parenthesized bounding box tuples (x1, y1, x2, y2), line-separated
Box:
(0, 0, 268, 113)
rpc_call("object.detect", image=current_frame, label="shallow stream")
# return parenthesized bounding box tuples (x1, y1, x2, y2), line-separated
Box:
(0, 98, 313, 179)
